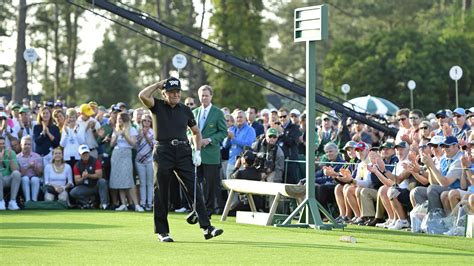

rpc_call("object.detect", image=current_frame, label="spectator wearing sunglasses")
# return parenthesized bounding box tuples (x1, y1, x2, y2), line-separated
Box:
(433, 110, 451, 137)
(395, 108, 411, 144)
(251, 128, 284, 183)
(421, 136, 463, 212)
(275, 108, 301, 183)
(417, 121, 432, 141)
(411, 135, 445, 208)
(184, 97, 196, 109)
(452, 108, 469, 141)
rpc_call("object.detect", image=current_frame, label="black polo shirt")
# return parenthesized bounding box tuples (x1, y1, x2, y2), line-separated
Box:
(149, 98, 197, 141)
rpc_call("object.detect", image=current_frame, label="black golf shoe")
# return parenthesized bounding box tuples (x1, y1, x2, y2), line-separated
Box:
(203, 226, 223, 240)
(157, 233, 174, 242)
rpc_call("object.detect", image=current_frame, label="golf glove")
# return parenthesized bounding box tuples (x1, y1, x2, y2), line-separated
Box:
(193, 150, 202, 167)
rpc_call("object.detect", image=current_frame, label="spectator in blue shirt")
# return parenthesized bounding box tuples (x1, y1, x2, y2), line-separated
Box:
(224, 110, 256, 178)
(33, 106, 60, 167)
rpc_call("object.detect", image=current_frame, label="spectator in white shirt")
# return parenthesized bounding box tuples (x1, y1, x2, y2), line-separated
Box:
(60, 108, 85, 172)
(76, 104, 101, 158)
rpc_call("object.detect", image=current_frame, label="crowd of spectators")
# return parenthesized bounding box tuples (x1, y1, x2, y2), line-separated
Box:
(0, 95, 473, 236)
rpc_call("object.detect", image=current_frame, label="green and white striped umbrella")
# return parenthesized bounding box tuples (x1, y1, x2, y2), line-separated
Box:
(343, 95, 399, 115)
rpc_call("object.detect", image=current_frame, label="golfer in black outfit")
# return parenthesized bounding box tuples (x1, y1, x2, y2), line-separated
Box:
(139, 77, 223, 242)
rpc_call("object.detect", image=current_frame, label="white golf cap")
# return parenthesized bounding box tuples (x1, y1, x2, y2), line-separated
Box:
(260, 108, 270, 116)
(78, 144, 91, 155)
(428, 135, 444, 145)
(289, 109, 301, 116)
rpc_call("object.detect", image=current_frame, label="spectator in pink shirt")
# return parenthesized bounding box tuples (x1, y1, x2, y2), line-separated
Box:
(18, 136, 43, 202)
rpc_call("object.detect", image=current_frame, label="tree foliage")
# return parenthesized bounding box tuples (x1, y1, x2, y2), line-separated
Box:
(110, 0, 206, 106)
(323, 29, 473, 112)
(84, 37, 135, 107)
(206, 0, 266, 109)
(264, 0, 473, 112)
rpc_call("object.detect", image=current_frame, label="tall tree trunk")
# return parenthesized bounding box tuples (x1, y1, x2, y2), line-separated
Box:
(53, 3, 60, 100)
(65, 5, 78, 105)
(200, 0, 206, 33)
(13, 0, 28, 103)
(68, 8, 78, 105)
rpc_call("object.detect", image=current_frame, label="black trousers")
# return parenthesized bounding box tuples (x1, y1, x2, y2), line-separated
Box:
(153, 144, 210, 234)
(197, 163, 220, 215)
(315, 184, 337, 210)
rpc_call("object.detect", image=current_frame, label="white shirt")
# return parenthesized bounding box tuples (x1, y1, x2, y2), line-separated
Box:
(113, 127, 138, 149)
(393, 159, 410, 189)
(199, 104, 212, 129)
(44, 163, 74, 188)
(60, 125, 86, 160)
(76, 117, 101, 149)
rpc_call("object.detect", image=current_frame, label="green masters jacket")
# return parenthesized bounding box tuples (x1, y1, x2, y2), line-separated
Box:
(192, 105, 227, 165)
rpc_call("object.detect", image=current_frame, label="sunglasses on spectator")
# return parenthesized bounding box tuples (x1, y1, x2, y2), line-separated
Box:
(428, 144, 440, 148)
(440, 144, 454, 149)
(274, 122, 281, 125)
(185, 103, 194, 106)
(454, 114, 463, 118)
(397, 117, 407, 121)
(418, 145, 428, 149)
(279, 115, 287, 118)
(268, 135, 278, 139)
(323, 118, 330, 122)
(436, 116, 446, 119)
(419, 126, 429, 130)
(409, 117, 419, 120)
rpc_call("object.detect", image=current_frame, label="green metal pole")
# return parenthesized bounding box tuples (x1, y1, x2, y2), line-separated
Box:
(410, 90, 413, 110)
(306, 41, 316, 202)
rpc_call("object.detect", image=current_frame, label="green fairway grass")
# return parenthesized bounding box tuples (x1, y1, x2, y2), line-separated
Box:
(1, 210, 473, 264)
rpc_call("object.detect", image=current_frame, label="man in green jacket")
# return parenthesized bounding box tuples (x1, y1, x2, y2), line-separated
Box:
(192, 85, 227, 217)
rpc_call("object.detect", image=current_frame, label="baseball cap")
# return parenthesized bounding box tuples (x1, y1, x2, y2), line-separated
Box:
(78, 144, 91, 155)
(355, 141, 367, 151)
(266, 128, 278, 137)
(260, 108, 270, 116)
(428, 135, 444, 145)
(11, 103, 21, 110)
(80, 103, 95, 117)
(394, 141, 409, 149)
(381, 141, 395, 149)
(88, 101, 98, 108)
(343, 140, 358, 150)
(117, 102, 126, 108)
(321, 113, 330, 120)
(289, 109, 301, 117)
(419, 121, 431, 129)
(19, 107, 30, 113)
(163, 77, 181, 91)
(45, 101, 54, 108)
(270, 108, 278, 113)
(435, 110, 447, 118)
(0, 111, 7, 118)
(54, 101, 63, 108)
(442, 136, 458, 146)
(466, 107, 474, 114)
(0, 103, 4, 110)
(111, 105, 121, 113)
(452, 107, 465, 116)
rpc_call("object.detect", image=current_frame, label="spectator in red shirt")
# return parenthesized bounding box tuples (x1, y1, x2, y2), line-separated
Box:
(69, 144, 109, 209)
